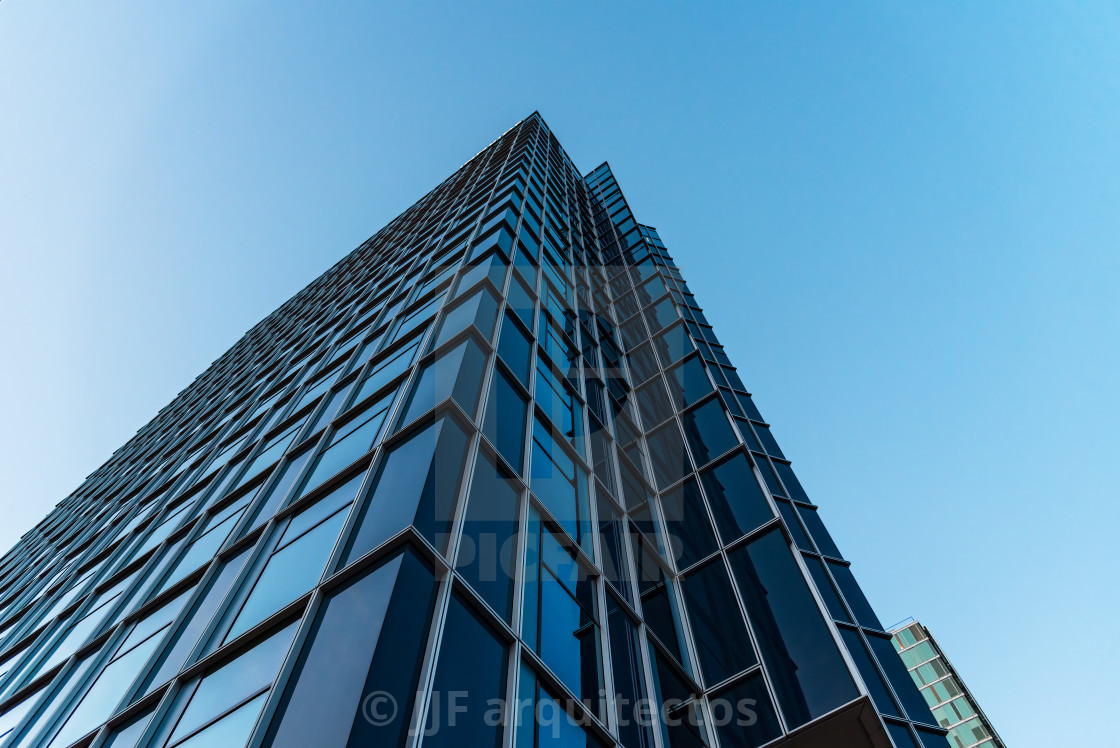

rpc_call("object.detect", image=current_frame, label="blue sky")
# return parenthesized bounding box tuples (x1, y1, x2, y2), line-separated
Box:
(2, 2, 1118, 744)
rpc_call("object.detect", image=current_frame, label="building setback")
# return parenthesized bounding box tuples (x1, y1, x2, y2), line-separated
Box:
(0, 113, 949, 748)
(891, 621, 1005, 748)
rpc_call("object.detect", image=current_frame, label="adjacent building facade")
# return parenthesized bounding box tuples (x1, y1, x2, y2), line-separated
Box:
(0, 113, 949, 748)
(890, 621, 1004, 748)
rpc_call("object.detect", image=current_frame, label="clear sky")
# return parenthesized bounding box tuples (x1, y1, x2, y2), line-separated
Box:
(2, 2, 1117, 744)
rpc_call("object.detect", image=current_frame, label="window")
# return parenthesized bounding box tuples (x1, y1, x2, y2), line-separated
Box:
(727, 528, 857, 726)
(710, 673, 782, 748)
(41, 589, 193, 748)
(651, 322, 693, 366)
(632, 537, 688, 669)
(155, 621, 297, 748)
(344, 414, 470, 562)
(699, 453, 772, 544)
(349, 337, 421, 409)
(515, 661, 608, 748)
(422, 592, 508, 748)
(605, 596, 655, 748)
(826, 561, 883, 630)
(239, 419, 305, 486)
(679, 559, 756, 685)
(265, 548, 437, 748)
(644, 295, 678, 333)
(497, 312, 532, 386)
(299, 388, 395, 495)
(646, 647, 707, 748)
(680, 399, 737, 468)
(529, 416, 591, 552)
(433, 286, 500, 349)
(659, 478, 718, 570)
(455, 252, 509, 299)
(482, 367, 528, 473)
(398, 337, 488, 428)
(218, 473, 363, 646)
(646, 422, 691, 491)
(522, 510, 603, 717)
(535, 356, 583, 453)
(455, 451, 520, 620)
(838, 627, 901, 719)
(140, 547, 253, 698)
(796, 503, 843, 559)
(150, 494, 250, 599)
(388, 293, 442, 345)
(664, 356, 712, 411)
(803, 554, 851, 624)
(596, 496, 632, 602)
(241, 447, 313, 535)
(866, 632, 938, 725)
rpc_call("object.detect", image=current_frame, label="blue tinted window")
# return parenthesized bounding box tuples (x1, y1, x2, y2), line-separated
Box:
(344, 415, 470, 563)
(163, 622, 297, 746)
(886, 722, 921, 748)
(434, 286, 500, 349)
(141, 549, 252, 697)
(827, 562, 883, 630)
(300, 390, 394, 495)
(646, 423, 691, 491)
(522, 513, 603, 717)
(797, 504, 843, 559)
(837, 627, 901, 719)
(775, 500, 813, 551)
(680, 399, 736, 467)
(496, 312, 532, 386)
(483, 368, 528, 473)
(646, 648, 707, 748)
(711, 673, 782, 748)
(596, 497, 632, 602)
(243, 447, 312, 534)
(535, 357, 583, 453)
(605, 597, 655, 748)
(644, 295, 678, 333)
(456, 452, 520, 620)
(506, 275, 536, 332)
(727, 529, 857, 726)
(700, 454, 772, 544)
(422, 592, 508, 748)
(399, 337, 488, 427)
(529, 417, 591, 551)
(803, 554, 851, 624)
(350, 339, 420, 408)
(664, 356, 712, 411)
(515, 662, 608, 748)
(867, 633, 938, 725)
(651, 322, 692, 366)
(633, 538, 687, 667)
(659, 479, 718, 570)
(636, 378, 675, 428)
(265, 549, 437, 748)
(221, 498, 351, 645)
(679, 560, 756, 685)
(175, 693, 267, 747)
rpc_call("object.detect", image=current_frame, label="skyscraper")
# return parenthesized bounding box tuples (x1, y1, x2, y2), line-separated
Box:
(0, 113, 949, 748)
(890, 620, 1005, 748)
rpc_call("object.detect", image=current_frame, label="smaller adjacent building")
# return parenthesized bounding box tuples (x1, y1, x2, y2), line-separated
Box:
(890, 620, 1005, 748)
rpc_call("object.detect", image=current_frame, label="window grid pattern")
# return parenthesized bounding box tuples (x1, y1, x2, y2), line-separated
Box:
(0, 113, 945, 748)
(890, 622, 1005, 748)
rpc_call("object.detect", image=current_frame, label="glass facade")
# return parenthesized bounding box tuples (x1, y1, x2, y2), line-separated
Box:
(0, 113, 947, 748)
(890, 621, 1005, 748)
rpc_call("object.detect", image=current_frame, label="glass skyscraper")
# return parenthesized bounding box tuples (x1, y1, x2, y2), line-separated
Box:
(0, 113, 949, 748)
(891, 621, 1004, 748)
